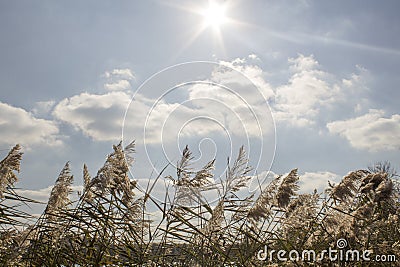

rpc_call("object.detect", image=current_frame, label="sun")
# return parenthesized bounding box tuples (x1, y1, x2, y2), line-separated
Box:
(201, 1, 227, 29)
(168, 0, 235, 56)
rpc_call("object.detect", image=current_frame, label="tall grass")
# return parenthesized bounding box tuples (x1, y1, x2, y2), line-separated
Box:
(0, 143, 399, 266)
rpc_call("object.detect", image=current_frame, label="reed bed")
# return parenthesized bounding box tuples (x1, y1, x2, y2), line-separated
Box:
(0, 143, 399, 266)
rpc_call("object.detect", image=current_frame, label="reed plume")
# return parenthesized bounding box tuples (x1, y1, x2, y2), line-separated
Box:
(276, 169, 299, 208)
(44, 162, 73, 220)
(0, 145, 22, 198)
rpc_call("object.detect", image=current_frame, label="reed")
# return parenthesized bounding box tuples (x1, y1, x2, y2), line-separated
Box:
(0, 143, 398, 266)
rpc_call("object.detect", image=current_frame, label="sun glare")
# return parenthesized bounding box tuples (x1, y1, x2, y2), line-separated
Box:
(202, 1, 227, 29)
(169, 0, 235, 58)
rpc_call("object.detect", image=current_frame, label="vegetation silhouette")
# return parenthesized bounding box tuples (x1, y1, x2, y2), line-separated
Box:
(0, 143, 399, 266)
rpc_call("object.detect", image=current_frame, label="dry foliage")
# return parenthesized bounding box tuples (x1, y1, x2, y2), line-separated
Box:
(0, 143, 399, 266)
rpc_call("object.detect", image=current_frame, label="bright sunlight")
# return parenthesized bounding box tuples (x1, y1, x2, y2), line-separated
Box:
(201, 1, 227, 29)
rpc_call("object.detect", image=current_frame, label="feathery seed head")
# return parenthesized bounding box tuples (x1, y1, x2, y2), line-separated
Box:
(276, 169, 299, 208)
(0, 144, 23, 198)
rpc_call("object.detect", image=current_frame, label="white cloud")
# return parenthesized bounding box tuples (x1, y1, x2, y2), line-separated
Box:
(122, 58, 276, 144)
(104, 79, 131, 91)
(52, 90, 172, 144)
(103, 68, 134, 91)
(248, 54, 260, 61)
(175, 58, 276, 139)
(299, 171, 341, 193)
(183, 83, 272, 139)
(121, 55, 368, 144)
(51, 89, 206, 144)
(50, 56, 378, 151)
(104, 68, 134, 80)
(0, 102, 61, 147)
(140, 101, 201, 143)
(289, 53, 319, 72)
(218, 57, 275, 100)
(327, 109, 400, 151)
(53, 91, 132, 141)
(269, 55, 374, 128)
(273, 54, 340, 126)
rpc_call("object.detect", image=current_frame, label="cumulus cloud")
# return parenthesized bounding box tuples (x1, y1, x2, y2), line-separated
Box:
(289, 54, 319, 72)
(62, 56, 372, 145)
(50, 57, 376, 150)
(104, 68, 135, 80)
(52, 90, 170, 143)
(104, 79, 131, 91)
(51, 89, 197, 143)
(273, 54, 340, 126)
(186, 83, 270, 138)
(218, 58, 274, 100)
(123, 59, 276, 144)
(138, 100, 201, 143)
(103, 68, 134, 91)
(53, 91, 132, 141)
(327, 109, 400, 151)
(172, 59, 276, 140)
(0, 102, 61, 147)
(262, 54, 374, 129)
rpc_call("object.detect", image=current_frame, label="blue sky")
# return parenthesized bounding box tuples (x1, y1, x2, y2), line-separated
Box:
(1, 0, 399, 208)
